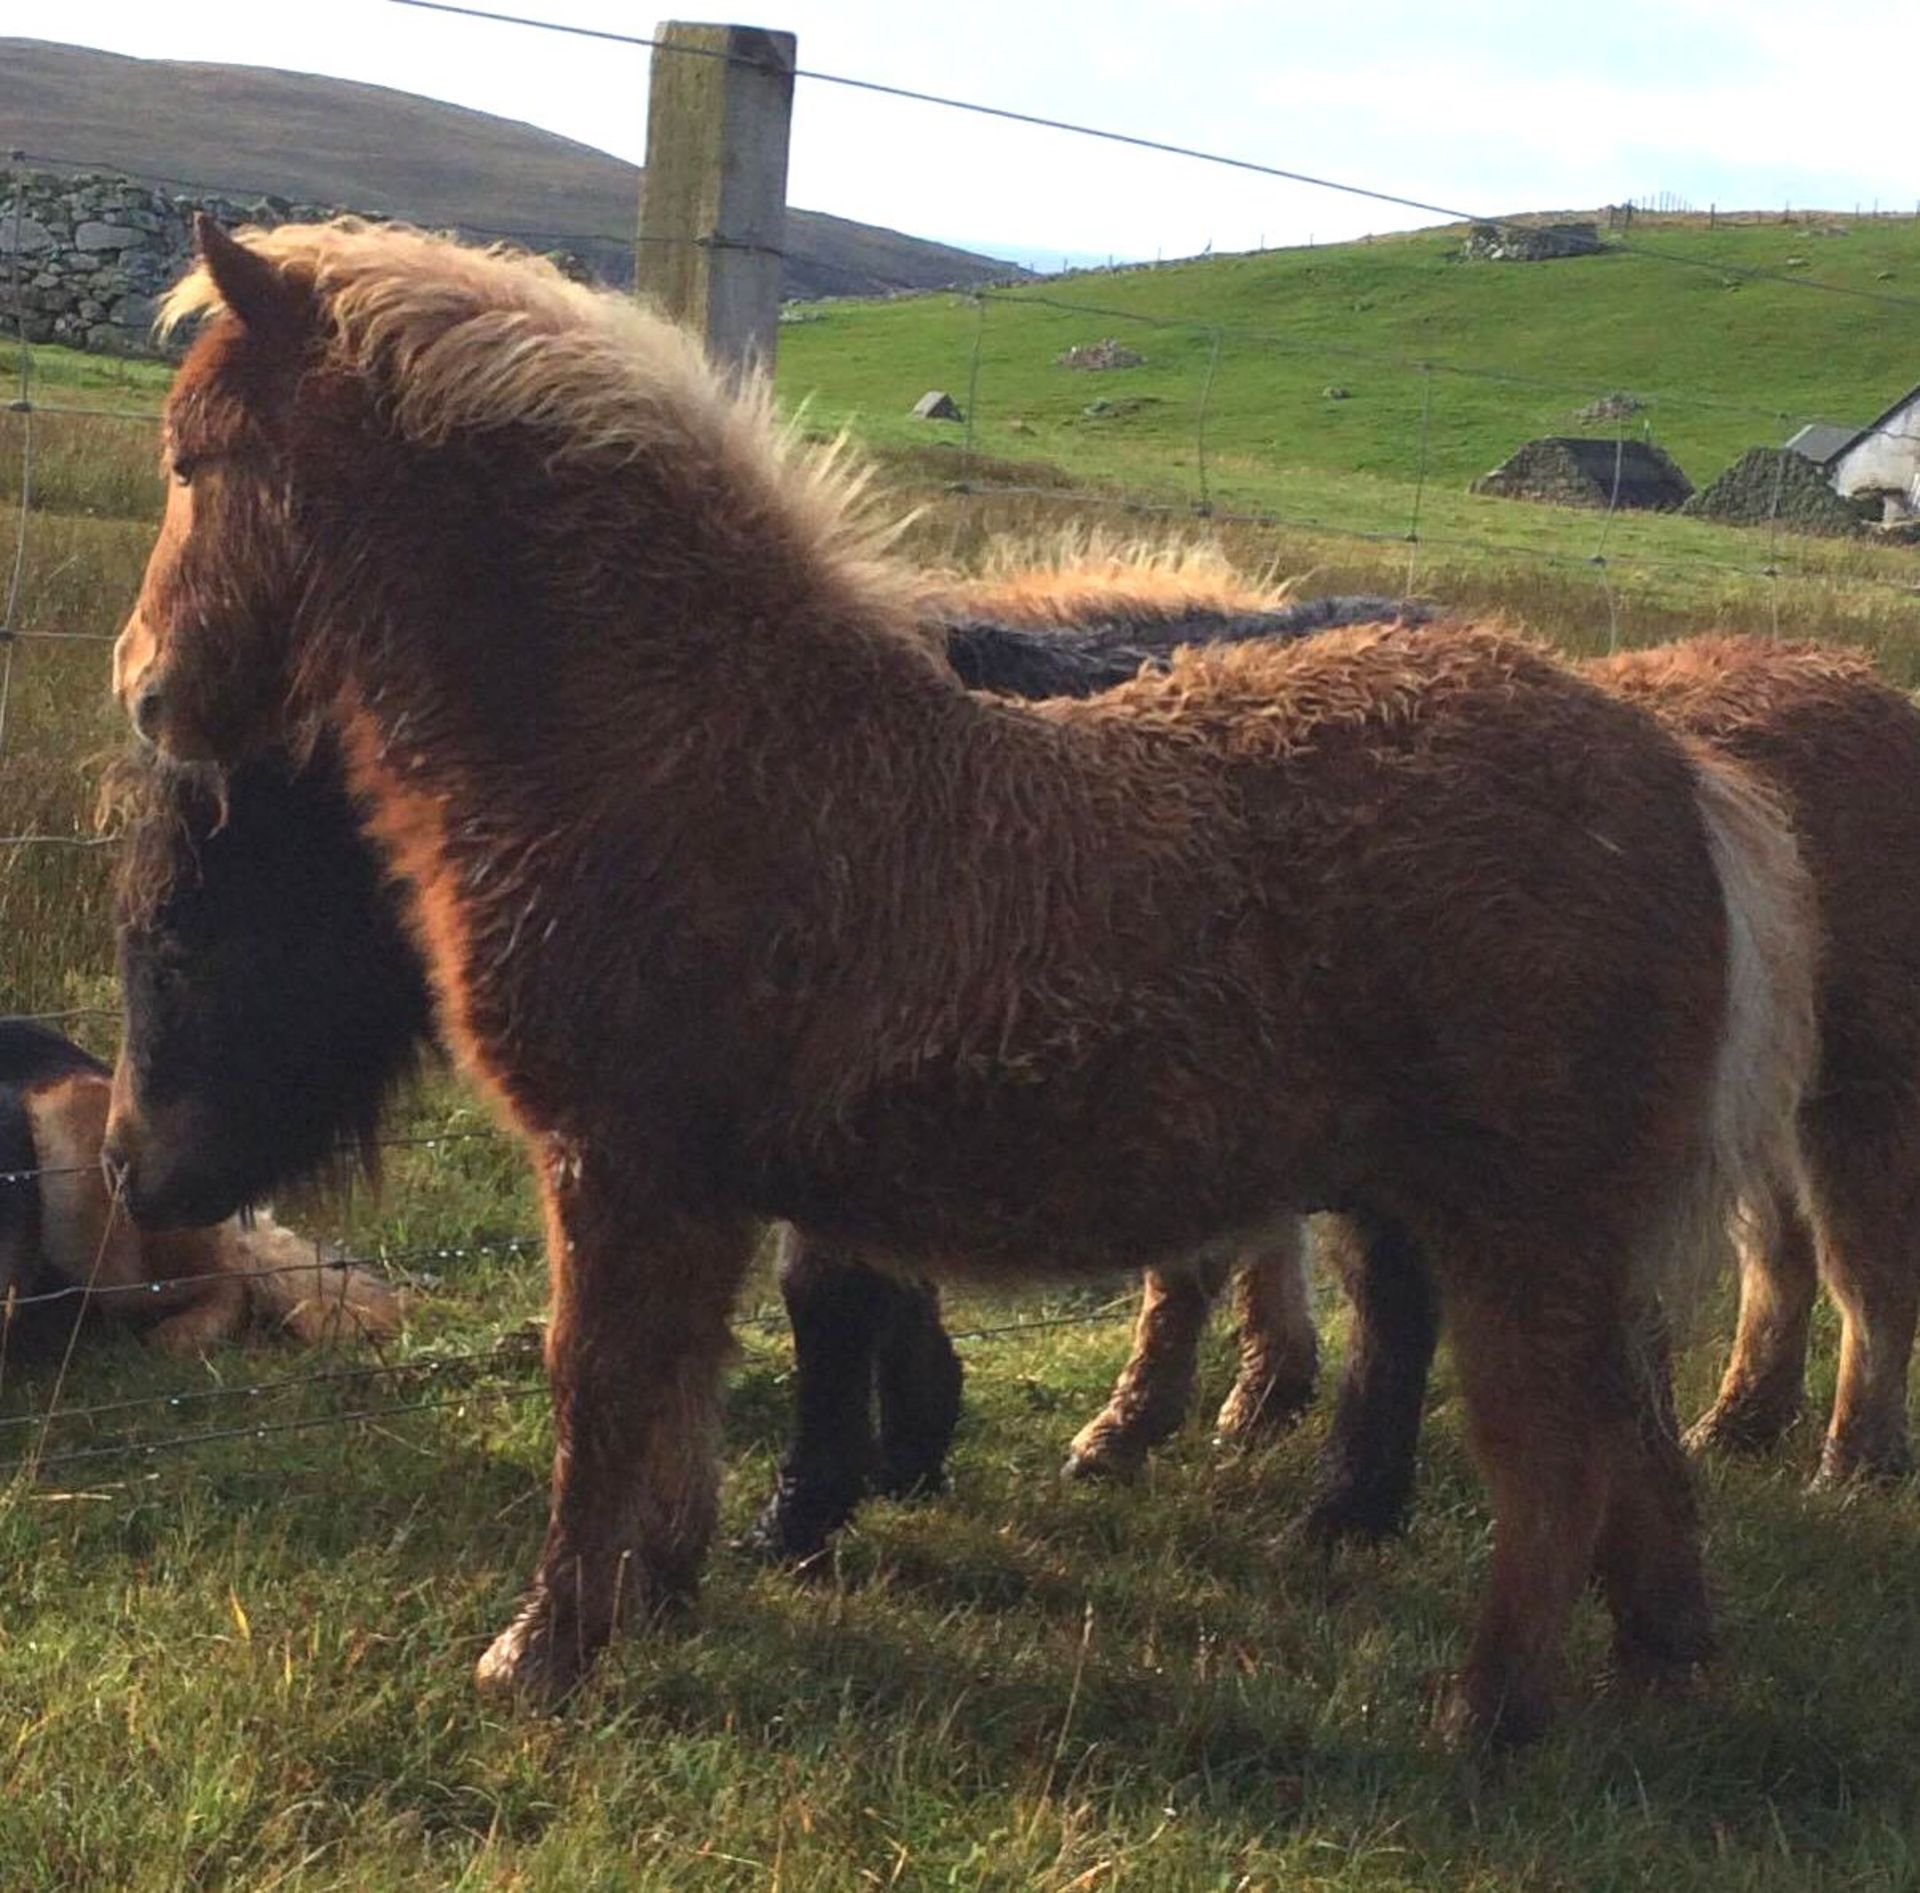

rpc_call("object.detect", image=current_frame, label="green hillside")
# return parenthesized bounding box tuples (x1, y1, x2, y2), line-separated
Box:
(775, 217, 1920, 503)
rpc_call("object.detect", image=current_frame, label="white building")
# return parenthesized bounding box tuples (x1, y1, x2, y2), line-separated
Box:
(1787, 386, 1920, 521)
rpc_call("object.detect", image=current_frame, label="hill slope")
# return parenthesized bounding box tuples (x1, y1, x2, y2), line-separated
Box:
(775, 216, 1920, 504)
(0, 37, 1016, 298)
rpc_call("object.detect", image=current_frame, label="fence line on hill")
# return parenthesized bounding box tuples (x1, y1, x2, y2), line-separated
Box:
(3, 34, 1920, 1480)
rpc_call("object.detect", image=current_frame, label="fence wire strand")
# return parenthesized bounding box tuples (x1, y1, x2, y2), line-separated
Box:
(383, 1, 1920, 315)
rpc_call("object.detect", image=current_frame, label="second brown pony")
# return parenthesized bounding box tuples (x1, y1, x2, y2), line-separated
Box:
(1053, 636, 1920, 1547)
(114, 220, 1816, 1744)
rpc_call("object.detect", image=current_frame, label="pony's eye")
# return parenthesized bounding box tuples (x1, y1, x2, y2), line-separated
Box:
(169, 455, 198, 487)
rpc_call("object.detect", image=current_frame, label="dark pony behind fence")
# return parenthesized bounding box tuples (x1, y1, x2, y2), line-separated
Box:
(110, 217, 1816, 1744)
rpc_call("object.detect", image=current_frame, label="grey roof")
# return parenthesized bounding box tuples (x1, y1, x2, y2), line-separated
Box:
(1785, 422, 1861, 467)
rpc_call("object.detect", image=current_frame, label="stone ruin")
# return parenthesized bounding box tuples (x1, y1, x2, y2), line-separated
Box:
(1055, 338, 1145, 371)
(1682, 447, 1870, 538)
(1473, 437, 1692, 511)
(1462, 221, 1604, 263)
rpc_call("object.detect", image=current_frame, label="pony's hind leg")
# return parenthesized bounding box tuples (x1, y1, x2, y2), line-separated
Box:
(1685, 1184, 1818, 1458)
(1213, 1222, 1318, 1443)
(1296, 1214, 1439, 1546)
(873, 1275, 963, 1500)
(1810, 1146, 1920, 1484)
(476, 1154, 754, 1707)
(1440, 1247, 1663, 1747)
(1592, 1297, 1715, 1690)
(1062, 1257, 1228, 1481)
(742, 1231, 935, 1564)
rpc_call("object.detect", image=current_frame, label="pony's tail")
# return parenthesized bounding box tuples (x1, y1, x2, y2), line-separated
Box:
(224, 1212, 409, 1345)
(1647, 747, 1819, 1320)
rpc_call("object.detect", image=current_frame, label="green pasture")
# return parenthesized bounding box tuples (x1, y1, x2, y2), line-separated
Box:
(2, 220, 1920, 1886)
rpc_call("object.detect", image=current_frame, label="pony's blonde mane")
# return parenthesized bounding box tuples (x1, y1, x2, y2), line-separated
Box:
(161, 218, 917, 605)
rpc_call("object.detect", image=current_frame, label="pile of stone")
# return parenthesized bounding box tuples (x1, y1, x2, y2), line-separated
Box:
(0, 169, 343, 355)
(1055, 338, 1144, 370)
(1462, 221, 1604, 263)
(1575, 391, 1644, 424)
(1682, 447, 1867, 538)
(1473, 437, 1692, 511)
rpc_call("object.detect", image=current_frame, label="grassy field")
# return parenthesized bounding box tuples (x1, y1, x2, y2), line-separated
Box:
(4, 225, 1920, 1887)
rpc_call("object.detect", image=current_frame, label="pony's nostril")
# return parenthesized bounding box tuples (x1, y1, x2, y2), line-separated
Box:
(131, 682, 166, 745)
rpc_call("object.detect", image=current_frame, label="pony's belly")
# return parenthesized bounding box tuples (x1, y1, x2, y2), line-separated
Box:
(752, 1101, 1333, 1282)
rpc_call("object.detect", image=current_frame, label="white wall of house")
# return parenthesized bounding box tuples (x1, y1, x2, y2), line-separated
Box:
(1833, 391, 1920, 517)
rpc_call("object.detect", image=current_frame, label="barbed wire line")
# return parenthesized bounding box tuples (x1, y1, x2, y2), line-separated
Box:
(1405, 363, 1433, 593)
(0, 1289, 1136, 1442)
(0, 833, 119, 850)
(0, 1235, 541, 1313)
(388, 0, 1920, 317)
(0, 1334, 543, 1437)
(1590, 422, 1629, 655)
(0, 1126, 506, 1193)
(0, 1296, 1152, 1483)
(18, 1165, 131, 1481)
(1193, 329, 1222, 518)
(1, 1379, 551, 1482)
(2, 155, 36, 753)
(0, 626, 122, 644)
(5, 399, 161, 425)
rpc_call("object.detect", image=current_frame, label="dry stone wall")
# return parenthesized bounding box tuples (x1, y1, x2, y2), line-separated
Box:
(1, 169, 341, 356)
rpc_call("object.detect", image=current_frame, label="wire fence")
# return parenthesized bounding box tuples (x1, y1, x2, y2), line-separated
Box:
(2, 10, 1919, 1481)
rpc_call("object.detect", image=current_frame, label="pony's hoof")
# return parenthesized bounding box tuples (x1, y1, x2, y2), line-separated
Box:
(1434, 1669, 1553, 1751)
(872, 1460, 949, 1503)
(1683, 1399, 1795, 1459)
(1609, 1646, 1711, 1704)
(1285, 1492, 1406, 1553)
(1811, 1435, 1912, 1489)
(736, 1474, 858, 1566)
(1060, 1434, 1148, 1483)
(1214, 1375, 1314, 1446)
(474, 1600, 592, 1711)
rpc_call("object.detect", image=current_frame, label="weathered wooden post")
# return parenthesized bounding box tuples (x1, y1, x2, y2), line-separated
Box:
(635, 21, 795, 376)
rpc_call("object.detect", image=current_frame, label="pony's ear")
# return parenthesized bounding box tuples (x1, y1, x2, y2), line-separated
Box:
(194, 215, 309, 338)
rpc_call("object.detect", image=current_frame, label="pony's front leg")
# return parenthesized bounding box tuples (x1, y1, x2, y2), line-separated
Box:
(1213, 1221, 1317, 1443)
(742, 1231, 934, 1564)
(1296, 1214, 1438, 1545)
(1062, 1257, 1229, 1480)
(476, 1167, 755, 1708)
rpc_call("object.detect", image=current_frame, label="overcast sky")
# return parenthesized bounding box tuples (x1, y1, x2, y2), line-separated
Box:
(9, 0, 1917, 265)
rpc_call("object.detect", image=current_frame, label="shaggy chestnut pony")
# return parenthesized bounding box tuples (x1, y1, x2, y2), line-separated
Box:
(106, 565, 1421, 1557)
(113, 218, 1816, 1743)
(0, 1019, 401, 1360)
(1059, 636, 1920, 1546)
